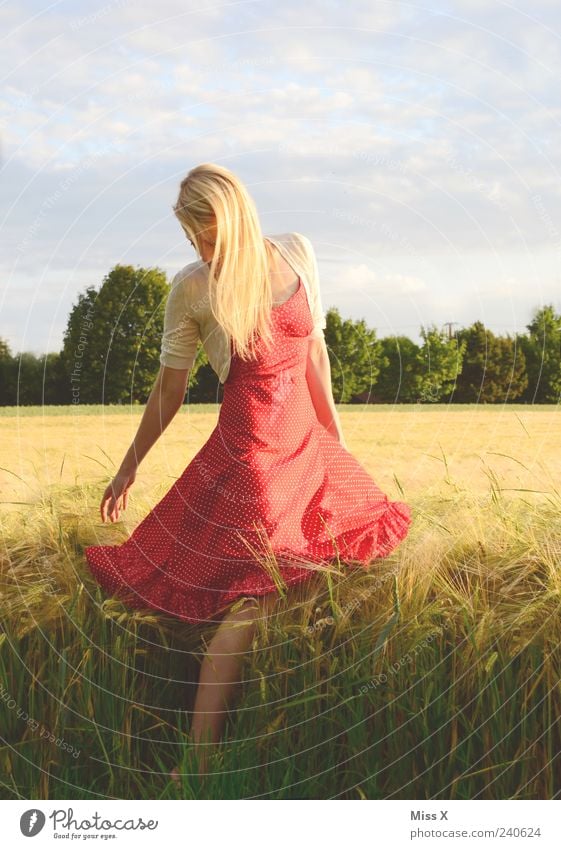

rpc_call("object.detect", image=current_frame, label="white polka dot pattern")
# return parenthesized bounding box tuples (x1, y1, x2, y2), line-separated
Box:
(85, 277, 412, 624)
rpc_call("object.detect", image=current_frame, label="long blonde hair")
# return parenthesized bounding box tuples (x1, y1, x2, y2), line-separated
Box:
(172, 162, 276, 361)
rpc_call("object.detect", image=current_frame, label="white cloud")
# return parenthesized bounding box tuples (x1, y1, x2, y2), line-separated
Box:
(341, 264, 426, 295)
(1, 0, 560, 354)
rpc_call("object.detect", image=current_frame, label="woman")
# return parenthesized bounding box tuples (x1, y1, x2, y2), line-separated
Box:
(84, 162, 412, 782)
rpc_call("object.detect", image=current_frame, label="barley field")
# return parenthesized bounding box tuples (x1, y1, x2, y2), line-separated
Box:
(1, 404, 560, 799)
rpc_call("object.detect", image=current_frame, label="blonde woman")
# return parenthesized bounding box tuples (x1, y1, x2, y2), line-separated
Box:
(85, 163, 411, 783)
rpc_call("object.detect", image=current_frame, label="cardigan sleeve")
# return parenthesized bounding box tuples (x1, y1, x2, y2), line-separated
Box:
(159, 272, 200, 370)
(299, 234, 326, 339)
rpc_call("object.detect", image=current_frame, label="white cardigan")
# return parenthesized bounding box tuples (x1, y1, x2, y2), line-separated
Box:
(159, 231, 327, 383)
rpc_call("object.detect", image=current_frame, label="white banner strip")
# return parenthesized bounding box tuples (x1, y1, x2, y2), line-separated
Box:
(2, 799, 559, 847)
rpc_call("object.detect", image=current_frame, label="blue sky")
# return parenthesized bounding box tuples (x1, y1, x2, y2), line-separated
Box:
(2, 0, 561, 355)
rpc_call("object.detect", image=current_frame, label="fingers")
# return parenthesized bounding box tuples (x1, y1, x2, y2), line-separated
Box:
(109, 494, 121, 523)
(99, 478, 132, 523)
(101, 494, 114, 523)
(100, 491, 110, 523)
(100, 486, 118, 523)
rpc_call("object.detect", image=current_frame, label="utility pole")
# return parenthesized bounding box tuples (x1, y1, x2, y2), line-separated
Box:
(442, 321, 458, 340)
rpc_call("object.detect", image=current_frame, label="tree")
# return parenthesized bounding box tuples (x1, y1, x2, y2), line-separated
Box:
(517, 305, 561, 403)
(43, 352, 69, 404)
(13, 352, 45, 405)
(0, 338, 72, 406)
(493, 336, 528, 402)
(375, 336, 422, 402)
(454, 321, 527, 403)
(416, 324, 465, 402)
(0, 338, 15, 405)
(324, 307, 382, 403)
(61, 266, 170, 404)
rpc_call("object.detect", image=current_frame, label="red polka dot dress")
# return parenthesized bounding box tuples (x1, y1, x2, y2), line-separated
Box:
(85, 277, 412, 624)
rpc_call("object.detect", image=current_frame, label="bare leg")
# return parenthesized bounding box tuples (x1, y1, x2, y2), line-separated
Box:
(171, 592, 276, 784)
(191, 597, 262, 770)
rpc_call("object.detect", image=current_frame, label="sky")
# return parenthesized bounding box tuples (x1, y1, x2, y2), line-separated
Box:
(1, 0, 561, 355)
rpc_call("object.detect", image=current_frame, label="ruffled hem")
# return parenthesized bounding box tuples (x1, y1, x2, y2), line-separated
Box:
(335, 498, 412, 564)
(84, 496, 412, 625)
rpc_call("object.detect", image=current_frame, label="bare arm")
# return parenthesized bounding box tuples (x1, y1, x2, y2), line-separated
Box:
(305, 336, 347, 448)
(100, 365, 190, 522)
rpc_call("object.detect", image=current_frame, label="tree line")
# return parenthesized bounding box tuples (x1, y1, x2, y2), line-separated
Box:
(1, 264, 560, 405)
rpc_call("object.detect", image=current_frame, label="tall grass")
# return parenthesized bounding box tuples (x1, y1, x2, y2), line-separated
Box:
(1, 462, 560, 799)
